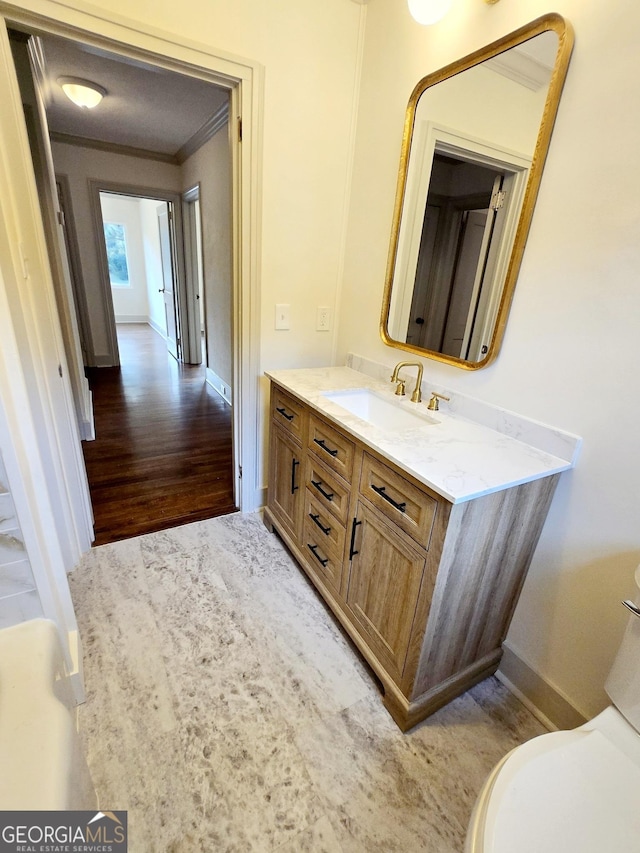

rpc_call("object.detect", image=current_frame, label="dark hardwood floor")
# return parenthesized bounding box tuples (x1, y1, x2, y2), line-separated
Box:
(82, 324, 236, 546)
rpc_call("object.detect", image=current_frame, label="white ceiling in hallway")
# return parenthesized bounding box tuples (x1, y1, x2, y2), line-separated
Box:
(38, 33, 230, 157)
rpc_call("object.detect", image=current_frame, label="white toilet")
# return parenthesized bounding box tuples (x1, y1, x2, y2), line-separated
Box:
(466, 567, 640, 853)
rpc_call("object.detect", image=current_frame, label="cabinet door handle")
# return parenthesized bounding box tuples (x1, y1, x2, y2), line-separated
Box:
(291, 458, 300, 495)
(622, 599, 640, 618)
(309, 512, 331, 535)
(311, 479, 334, 501)
(307, 543, 329, 567)
(276, 406, 294, 421)
(313, 438, 338, 457)
(349, 518, 362, 560)
(371, 484, 406, 513)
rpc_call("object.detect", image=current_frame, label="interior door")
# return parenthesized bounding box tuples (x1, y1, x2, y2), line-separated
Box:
(441, 208, 492, 357)
(157, 203, 179, 359)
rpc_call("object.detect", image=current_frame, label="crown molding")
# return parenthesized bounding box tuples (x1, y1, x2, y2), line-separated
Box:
(49, 131, 179, 164)
(175, 101, 229, 165)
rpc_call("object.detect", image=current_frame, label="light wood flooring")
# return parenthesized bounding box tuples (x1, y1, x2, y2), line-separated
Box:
(82, 324, 236, 546)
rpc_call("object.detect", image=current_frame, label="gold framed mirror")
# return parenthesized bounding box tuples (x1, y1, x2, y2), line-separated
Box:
(380, 14, 574, 369)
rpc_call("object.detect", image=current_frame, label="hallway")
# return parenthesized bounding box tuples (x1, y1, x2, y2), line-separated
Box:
(82, 324, 236, 545)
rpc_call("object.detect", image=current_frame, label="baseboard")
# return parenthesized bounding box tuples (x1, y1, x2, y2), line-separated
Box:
(67, 629, 86, 706)
(206, 367, 232, 405)
(93, 354, 116, 367)
(114, 315, 148, 323)
(148, 317, 167, 339)
(497, 641, 587, 732)
(256, 486, 267, 510)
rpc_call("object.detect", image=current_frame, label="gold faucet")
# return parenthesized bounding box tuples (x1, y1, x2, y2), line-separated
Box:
(390, 361, 423, 403)
(427, 392, 450, 411)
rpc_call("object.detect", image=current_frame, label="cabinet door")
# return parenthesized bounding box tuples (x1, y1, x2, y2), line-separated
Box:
(346, 502, 426, 680)
(268, 425, 303, 540)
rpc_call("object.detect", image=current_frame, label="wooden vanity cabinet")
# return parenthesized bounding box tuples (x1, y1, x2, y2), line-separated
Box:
(267, 389, 307, 540)
(264, 380, 559, 732)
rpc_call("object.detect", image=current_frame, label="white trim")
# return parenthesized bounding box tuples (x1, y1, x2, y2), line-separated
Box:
(148, 315, 167, 339)
(176, 101, 229, 165)
(114, 314, 148, 323)
(181, 184, 203, 365)
(205, 367, 232, 405)
(389, 121, 530, 347)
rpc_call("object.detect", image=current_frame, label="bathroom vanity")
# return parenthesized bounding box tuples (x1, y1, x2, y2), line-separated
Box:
(264, 366, 578, 731)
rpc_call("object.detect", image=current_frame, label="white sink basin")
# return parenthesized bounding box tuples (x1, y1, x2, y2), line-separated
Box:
(322, 388, 438, 431)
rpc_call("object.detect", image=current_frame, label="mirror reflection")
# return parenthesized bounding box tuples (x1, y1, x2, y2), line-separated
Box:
(382, 16, 573, 368)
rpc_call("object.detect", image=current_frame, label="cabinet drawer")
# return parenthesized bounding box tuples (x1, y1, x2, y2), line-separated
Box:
(271, 386, 307, 441)
(308, 415, 355, 482)
(304, 491, 346, 559)
(306, 457, 351, 525)
(302, 517, 345, 597)
(360, 453, 437, 548)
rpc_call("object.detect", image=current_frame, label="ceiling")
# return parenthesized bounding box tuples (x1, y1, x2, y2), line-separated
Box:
(37, 33, 230, 158)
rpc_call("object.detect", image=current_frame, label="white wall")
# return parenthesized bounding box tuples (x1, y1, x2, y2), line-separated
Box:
(51, 141, 182, 363)
(100, 193, 149, 321)
(337, 0, 640, 720)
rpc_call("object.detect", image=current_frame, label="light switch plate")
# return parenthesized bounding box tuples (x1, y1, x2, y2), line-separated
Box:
(275, 304, 290, 330)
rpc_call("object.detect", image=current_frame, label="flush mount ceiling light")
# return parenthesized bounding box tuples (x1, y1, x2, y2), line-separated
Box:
(58, 77, 106, 109)
(408, 0, 500, 25)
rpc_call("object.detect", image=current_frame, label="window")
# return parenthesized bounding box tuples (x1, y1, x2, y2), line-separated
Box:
(104, 221, 131, 287)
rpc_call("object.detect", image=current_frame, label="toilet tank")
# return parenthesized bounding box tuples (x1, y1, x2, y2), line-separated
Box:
(605, 565, 640, 733)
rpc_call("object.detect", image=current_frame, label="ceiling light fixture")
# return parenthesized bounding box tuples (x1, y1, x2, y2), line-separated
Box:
(408, 0, 500, 25)
(58, 77, 106, 109)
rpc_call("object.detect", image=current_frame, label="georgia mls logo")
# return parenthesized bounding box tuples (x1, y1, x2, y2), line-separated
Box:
(86, 811, 126, 842)
(0, 810, 128, 852)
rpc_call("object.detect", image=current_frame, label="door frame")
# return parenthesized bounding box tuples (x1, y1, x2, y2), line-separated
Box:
(390, 121, 530, 347)
(0, 0, 263, 518)
(90, 181, 188, 367)
(182, 183, 205, 366)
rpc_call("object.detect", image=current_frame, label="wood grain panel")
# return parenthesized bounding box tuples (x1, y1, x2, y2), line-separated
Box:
(304, 490, 347, 559)
(301, 517, 346, 597)
(346, 502, 426, 679)
(360, 453, 438, 547)
(268, 425, 304, 540)
(413, 474, 560, 696)
(271, 386, 307, 442)
(308, 414, 355, 482)
(305, 456, 351, 525)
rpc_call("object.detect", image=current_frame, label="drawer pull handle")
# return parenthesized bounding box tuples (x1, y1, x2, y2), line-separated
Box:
(307, 543, 329, 567)
(314, 438, 338, 457)
(371, 484, 406, 513)
(349, 517, 362, 560)
(291, 459, 300, 495)
(622, 599, 640, 618)
(311, 479, 334, 501)
(276, 406, 294, 421)
(309, 512, 331, 535)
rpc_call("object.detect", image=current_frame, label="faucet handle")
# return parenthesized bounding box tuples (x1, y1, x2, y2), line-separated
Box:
(427, 392, 450, 411)
(394, 379, 406, 397)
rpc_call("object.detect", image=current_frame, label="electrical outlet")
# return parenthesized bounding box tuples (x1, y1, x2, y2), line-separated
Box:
(275, 304, 290, 330)
(316, 305, 331, 331)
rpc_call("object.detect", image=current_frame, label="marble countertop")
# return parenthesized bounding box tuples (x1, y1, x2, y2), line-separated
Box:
(265, 366, 578, 504)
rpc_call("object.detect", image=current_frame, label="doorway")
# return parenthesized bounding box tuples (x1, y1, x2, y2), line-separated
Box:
(93, 186, 192, 367)
(3, 8, 261, 540)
